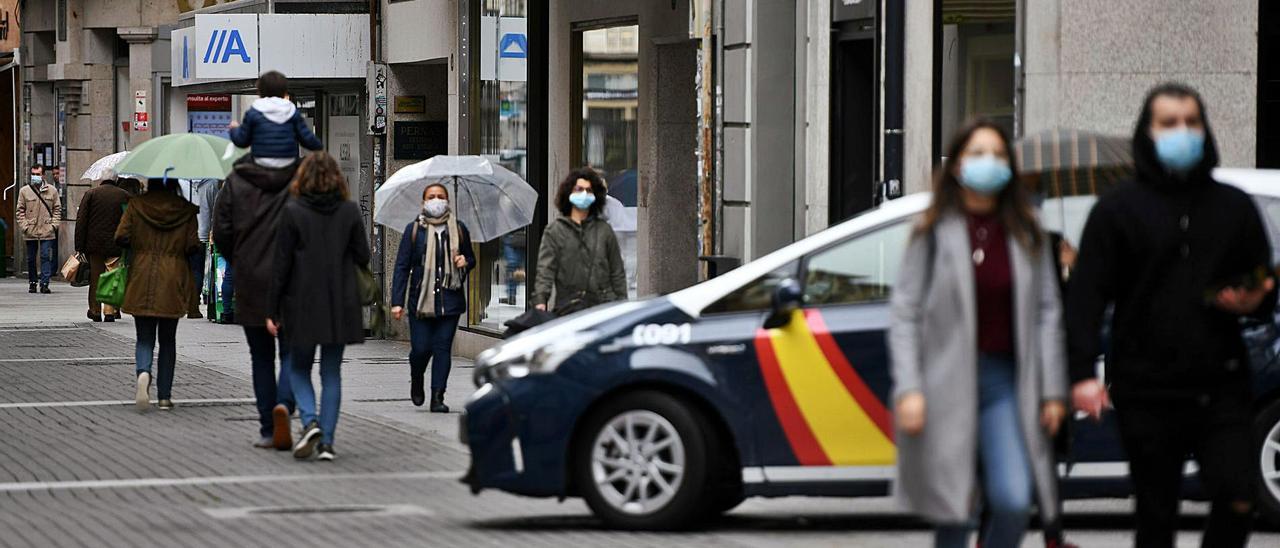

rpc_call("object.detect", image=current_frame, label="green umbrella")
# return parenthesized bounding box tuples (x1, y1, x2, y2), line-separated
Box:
(114, 133, 248, 180)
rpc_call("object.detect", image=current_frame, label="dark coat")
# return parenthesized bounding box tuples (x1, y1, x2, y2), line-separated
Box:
(1066, 104, 1278, 400)
(391, 221, 476, 318)
(211, 158, 299, 326)
(229, 108, 323, 160)
(533, 216, 628, 313)
(114, 190, 200, 318)
(268, 194, 370, 349)
(75, 180, 130, 257)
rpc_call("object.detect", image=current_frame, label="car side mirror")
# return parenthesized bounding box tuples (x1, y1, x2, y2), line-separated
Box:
(763, 278, 803, 330)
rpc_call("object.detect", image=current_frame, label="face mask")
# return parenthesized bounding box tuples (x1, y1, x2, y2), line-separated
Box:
(1154, 128, 1205, 172)
(29, 175, 42, 186)
(569, 191, 596, 211)
(958, 155, 1012, 195)
(424, 198, 449, 218)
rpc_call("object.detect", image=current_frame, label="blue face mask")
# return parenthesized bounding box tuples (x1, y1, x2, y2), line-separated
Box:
(569, 191, 596, 211)
(958, 155, 1012, 195)
(1154, 128, 1205, 172)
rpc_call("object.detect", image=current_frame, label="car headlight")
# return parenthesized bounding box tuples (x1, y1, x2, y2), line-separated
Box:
(475, 331, 600, 386)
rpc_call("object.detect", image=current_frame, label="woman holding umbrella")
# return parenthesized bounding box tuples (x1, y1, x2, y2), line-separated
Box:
(532, 168, 628, 315)
(391, 183, 476, 412)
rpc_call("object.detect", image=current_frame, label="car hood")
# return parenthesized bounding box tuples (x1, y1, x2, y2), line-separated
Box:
(478, 300, 656, 368)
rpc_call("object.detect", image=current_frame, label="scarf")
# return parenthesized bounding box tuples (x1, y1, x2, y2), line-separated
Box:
(415, 207, 462, 318)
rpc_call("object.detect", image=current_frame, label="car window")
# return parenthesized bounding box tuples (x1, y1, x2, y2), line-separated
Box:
(704, 261, 799, 315)
(1252, 196, 1280, 264)
(802, 221, 912, 306)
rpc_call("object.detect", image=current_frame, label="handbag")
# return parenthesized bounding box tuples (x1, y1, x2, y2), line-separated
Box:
(61, 253, 90, 287)
(356, 263, 378, 306)
(96, 252, 129, 308)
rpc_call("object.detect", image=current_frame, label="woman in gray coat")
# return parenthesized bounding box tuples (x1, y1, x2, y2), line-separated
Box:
(888, 120, 1067, 548)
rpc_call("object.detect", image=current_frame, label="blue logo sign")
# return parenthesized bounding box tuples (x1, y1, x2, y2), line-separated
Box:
(499, 33, 527, 59)
(203, 29, 252, 64)
(182, 35, 189, 78)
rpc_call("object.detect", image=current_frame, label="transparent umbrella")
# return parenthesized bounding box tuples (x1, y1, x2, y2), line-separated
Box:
(374, 155, 537, 242)
(80, 151, 129, 183)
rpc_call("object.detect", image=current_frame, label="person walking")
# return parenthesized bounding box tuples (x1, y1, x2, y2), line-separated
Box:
(532, 168, 627, 316)
(114, 178, 199, 411)
(267, 153, 370, 461)
(390, 183, 476, 412)
(212, 155, 299, 450)
(181, 179, 220, 320)
(17, 166, 61, 294)
(74, 176, 130, 322)
(888, 119, 1067, 548)
(1068, 83, 1275, 548)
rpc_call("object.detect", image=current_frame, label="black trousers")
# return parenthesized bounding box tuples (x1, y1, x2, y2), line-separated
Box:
(1115, 391, 1253, 548)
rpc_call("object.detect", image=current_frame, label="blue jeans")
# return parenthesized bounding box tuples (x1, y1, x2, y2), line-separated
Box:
(244, 326, 293, 438)
(936, 355, 1033, 548)
(26, 239, 54, 286)
(503, 240, 525, 301)
(135, 317, 179, 400)
(290, 344, 344, 445)
(409, 314, 460, 391)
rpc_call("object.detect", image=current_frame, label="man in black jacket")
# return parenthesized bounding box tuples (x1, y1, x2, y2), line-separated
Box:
(212, 157, 299, 451)
(75, 177, 130, 322)
(1068, 83, 1276, 547)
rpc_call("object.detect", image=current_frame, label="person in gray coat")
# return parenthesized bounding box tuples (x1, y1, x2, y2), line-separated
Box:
(888, 119, 1068, 548)
(532, 168, 627, 316)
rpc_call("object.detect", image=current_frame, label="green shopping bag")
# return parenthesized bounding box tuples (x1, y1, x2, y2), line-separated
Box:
(96, 253, 129, 308)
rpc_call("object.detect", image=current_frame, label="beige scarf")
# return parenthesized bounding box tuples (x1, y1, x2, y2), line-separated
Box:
(415, 208, 462, 318)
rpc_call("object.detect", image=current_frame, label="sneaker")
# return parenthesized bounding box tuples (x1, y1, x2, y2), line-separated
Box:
(39, 285, 51, 294)
(293, 421, 322, 459)
(28, 283, 36, 293)
(316, 444, 336, 461)
(253, 436, 274, 449)
(135, 372, 151, 410)
(271, 404, 293, 451)
(157, 399, 174, 411)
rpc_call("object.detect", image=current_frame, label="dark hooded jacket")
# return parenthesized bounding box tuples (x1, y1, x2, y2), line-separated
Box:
(268, 192, 370, 349)
(212, 157, 299, 326)
(75, 180, 130, 257)
(114, 188, 200, 318)
(1066, 90, 1278, 400)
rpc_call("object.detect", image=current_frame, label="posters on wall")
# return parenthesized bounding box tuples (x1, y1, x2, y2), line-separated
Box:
(187, 94, 232, 139)
(328, 115, 362, 199)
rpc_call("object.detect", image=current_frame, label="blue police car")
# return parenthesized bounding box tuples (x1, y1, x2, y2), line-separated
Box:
(461, 168, 1280, 530)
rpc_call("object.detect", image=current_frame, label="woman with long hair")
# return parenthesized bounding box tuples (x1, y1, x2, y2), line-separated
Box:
(888, 120, 1068, 548)
(114, 177, 200, 411)
(267, 152, 370, 461)
(531, 168, 627, 315)
(390, 183, 475, 412)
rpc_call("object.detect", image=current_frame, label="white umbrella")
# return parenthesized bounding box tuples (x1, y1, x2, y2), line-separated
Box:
(374, 155, 537, 242)
(79, 151, 129, 183)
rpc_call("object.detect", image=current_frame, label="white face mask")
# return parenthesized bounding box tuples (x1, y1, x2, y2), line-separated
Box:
(424, 198, 449, 218)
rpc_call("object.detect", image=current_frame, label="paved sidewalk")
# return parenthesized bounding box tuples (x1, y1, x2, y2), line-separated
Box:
(1, 279, 1273, 547)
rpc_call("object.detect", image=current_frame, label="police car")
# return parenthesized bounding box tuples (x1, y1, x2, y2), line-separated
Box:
(461, 168, 1280, 530)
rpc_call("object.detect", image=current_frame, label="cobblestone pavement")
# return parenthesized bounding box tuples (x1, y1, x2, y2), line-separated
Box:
(2, 279, 1277, 546)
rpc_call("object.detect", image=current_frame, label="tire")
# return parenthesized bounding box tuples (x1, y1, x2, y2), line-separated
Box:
(573, 390, 712, 530)
(1255, 398, 1280, 527)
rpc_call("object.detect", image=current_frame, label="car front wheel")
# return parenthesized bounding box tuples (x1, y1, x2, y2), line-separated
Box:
(1255, 398, 1280, 526)
(573, 390, 712, 530)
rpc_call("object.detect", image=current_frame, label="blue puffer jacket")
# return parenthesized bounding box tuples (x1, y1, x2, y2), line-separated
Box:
(229, 97, 323, 159)
(391, 220, 476, 318)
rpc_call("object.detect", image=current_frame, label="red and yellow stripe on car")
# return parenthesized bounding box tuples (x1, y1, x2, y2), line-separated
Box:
(754, 309, 895, 466)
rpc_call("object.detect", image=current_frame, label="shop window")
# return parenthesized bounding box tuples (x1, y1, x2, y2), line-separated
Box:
(938, 0, 1016, 144)
(471, 0, 531, 333)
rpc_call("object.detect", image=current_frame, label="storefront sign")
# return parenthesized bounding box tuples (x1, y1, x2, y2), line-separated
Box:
(393, 121, 446, 160)
(194, 14, 259, 80)
(186, 94, 231, 111)
(328, 116, 362, 198)
(368, 62, 388, 135)
(480, 17, 528, 82)
(188, 94, 233, 139)
(177, 15, 367, 87)
(395, 96, 426, 113)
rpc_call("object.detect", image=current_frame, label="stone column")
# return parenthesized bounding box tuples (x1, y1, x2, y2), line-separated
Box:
(118, 27, 157, 146)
